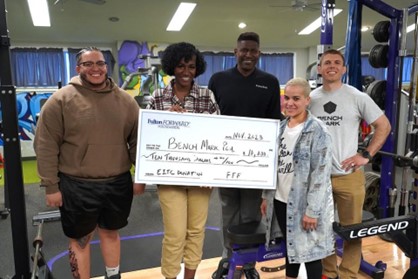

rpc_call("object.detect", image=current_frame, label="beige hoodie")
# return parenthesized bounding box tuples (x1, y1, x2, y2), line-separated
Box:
(34, 76, 139, 194)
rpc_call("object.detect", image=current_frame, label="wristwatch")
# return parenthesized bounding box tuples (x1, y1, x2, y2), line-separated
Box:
(361, 150, 373, 161)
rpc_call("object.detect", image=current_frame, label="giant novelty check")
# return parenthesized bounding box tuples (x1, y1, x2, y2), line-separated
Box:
(135, 110, 280, 189)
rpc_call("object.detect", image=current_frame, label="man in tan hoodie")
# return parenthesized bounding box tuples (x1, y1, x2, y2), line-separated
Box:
(34, 47, 145, 279)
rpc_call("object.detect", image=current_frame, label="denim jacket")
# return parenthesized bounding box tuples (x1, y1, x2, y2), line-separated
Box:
(262, 110, 335, 263)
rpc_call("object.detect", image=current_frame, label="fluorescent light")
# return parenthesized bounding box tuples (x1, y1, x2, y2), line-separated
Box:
(167, 2, 196, 31)
(407, 24, 415, 33)
(27, 0, 51, 27)
(238, 22, 247, 29)
(298, 9, 343, 35)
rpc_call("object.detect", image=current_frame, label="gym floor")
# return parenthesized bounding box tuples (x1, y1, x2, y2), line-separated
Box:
(0, 184, 223, 278)
(1, 178, 415, 278)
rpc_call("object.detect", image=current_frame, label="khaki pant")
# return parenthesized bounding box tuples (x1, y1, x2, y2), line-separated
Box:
(323, 170, 365, 279)
(158, 185, 212, 278)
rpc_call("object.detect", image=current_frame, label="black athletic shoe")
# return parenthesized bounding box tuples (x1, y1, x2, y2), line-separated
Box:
(211, 267, 228, 279)
(242, 267, 260, 279)
(212, 259, 230, 279)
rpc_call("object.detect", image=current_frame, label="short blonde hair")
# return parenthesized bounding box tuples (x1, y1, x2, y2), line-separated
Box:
(285, 77, 311, 97)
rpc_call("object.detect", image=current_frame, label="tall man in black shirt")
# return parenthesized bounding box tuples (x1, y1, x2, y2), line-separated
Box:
(208, 32, 283, 279)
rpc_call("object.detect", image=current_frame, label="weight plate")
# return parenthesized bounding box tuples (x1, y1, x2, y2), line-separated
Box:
(368, 44, 388, 68)
(366, 80, 386, 109)
(373, 21, 390, 42)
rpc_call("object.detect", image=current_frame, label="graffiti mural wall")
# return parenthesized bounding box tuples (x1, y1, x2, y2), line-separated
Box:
(118, 40, 169, 95)
(2, 91, 53, 157)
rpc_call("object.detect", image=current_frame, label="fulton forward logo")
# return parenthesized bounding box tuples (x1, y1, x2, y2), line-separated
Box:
(147, 118, 191, 129)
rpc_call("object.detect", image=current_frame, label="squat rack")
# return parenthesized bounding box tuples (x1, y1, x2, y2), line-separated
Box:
(0, 0, 31, 278)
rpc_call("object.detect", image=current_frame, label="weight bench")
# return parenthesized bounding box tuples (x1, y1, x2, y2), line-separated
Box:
(215, 210, 383, 279)
(214, 221, 286, 279)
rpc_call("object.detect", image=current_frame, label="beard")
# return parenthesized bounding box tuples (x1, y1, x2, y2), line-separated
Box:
(79, 72, 108, 90)
(237, 58, 257, 74)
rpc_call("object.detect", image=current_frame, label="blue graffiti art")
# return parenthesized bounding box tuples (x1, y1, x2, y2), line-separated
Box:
(0, 92, 52, 146)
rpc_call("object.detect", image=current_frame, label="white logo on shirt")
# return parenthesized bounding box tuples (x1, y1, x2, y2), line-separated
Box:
(256, 84, 268, 89)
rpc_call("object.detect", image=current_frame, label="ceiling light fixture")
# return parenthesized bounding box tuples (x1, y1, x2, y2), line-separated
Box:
(27, 0, 51, 27)
(298, 9, 343, 35)
(167, 2, 196, 31)
(238, 22, 247, 29)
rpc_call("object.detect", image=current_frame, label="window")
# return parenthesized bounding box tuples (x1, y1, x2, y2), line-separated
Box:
(11, 48, 65, 87)
(195, 52, 294, 86)
(10, 47, 115, 87)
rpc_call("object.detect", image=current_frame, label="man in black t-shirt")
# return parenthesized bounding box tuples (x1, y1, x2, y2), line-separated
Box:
(208, 32, 283, 279)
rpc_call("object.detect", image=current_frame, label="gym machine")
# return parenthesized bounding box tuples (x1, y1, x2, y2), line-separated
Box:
(121, 54, 161, 108)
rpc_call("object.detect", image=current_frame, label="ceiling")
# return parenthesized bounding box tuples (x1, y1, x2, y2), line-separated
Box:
(4, 0, 418, 52)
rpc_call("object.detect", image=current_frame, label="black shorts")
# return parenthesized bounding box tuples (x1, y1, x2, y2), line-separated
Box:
(58, 172, 133, 239)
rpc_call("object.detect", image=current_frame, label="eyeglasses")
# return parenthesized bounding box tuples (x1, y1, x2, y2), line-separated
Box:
(78, 61, 107, 68)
